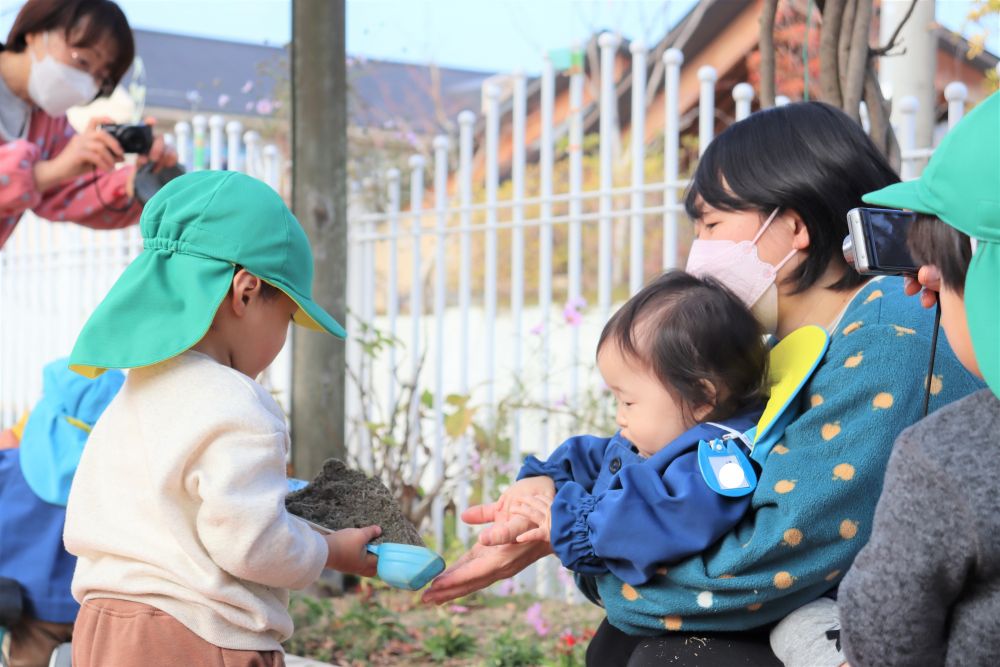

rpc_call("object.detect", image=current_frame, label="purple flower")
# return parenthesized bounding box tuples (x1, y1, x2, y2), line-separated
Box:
(530, 322, 544, 336)
(563, 306, 582, 327)
(495, 578, 519, 596)
(563, 296, 587, 327)
(525, 602, 549, 636)
(255, 98, 274, 115)
(448, 604, 469, 614)
(242, 80, 254, 94)
(217, 94, 230, 108)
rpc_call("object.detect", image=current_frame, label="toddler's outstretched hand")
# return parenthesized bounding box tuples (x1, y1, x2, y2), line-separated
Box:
(479, 476, 555, 546)
(511, 495, 553, 545)
(325, 525, 381, 577)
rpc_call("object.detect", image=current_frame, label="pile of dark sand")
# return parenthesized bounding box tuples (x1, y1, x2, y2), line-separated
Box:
(286, 459, 424, 547)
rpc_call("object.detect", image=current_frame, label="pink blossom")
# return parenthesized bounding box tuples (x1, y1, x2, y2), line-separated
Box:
(245, 102, 254, 112)
(448, 604, 469, 614)
(241, 80, 254, 93)
(530, 322, 544, 336)
(255, 98, 274, 115)
(217, 94, 230, 108)
(563, 296, 587, 327)
(495, 578, 519, 596)
(525, 602, 549, 636)
(563, 305, 583, 327)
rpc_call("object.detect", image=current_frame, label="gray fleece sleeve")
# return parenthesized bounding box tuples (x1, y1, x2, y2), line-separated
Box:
(839, 431, 976, 667)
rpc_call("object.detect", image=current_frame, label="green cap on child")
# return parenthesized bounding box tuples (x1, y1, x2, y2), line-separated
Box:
(70, 170, 346, 378)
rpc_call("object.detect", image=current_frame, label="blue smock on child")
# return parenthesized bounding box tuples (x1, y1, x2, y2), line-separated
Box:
(518, 405, 763, 586)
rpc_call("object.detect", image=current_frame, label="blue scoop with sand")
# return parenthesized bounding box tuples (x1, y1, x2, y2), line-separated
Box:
(365, 542, 445, 590)
(288, 500, 445, 591)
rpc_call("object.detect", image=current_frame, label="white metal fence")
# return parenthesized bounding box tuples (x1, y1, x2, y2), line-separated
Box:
(342, 36, 973, 563)
(0, 117, 288, 429)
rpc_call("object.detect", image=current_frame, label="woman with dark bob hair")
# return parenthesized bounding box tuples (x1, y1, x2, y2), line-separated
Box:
(0, 0, 175, 249)
(422, 102, 983, 665)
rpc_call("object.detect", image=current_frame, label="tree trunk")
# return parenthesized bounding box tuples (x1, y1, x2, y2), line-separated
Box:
(818, 0, 845, 106)
(291, 0, 349, 479)
(842, 0, 873, 122)
(837, 0, 858, 98)
(759, 0, 779, 108)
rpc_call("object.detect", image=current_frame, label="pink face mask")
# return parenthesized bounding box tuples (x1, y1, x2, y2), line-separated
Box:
(685, 209, 797, 331)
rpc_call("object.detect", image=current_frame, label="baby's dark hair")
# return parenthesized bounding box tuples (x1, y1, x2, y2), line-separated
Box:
(907, 214, 972, 294)
(597, 270, 769, 421)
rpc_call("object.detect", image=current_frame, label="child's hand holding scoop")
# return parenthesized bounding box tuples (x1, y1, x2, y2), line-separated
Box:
(325, 525, 381, 577)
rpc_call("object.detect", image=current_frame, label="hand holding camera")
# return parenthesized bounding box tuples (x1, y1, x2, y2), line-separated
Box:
(32, 116, 125, 191)
(98, 119, 183, 204)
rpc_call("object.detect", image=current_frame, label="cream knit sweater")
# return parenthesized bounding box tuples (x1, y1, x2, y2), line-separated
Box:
(64, 351, 328, 652)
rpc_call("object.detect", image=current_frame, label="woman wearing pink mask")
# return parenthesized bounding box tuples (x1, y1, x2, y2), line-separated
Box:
(0, 0, 175, 249)
(424, 102, 984, 666)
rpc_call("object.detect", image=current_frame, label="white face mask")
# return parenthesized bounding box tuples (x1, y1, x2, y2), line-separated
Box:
(685, 208, 797, 335)
(27, 33, 99, 117)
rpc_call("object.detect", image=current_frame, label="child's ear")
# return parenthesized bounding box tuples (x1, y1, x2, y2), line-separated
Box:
(230, 269, 263, 316)
(692, 379, 718, 421)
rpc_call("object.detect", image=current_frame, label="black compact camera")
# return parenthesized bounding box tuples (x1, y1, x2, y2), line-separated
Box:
(842, 207, 918, 276)
(101, 123, 153, 154)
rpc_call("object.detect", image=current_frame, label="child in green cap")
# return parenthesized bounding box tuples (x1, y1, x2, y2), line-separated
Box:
(770, 92, 999, 667)
(837, 91, 1000, 667)
(63, 171, 380, 667)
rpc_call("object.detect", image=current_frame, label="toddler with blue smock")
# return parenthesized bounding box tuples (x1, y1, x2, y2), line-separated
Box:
(492, 270, 769, 589)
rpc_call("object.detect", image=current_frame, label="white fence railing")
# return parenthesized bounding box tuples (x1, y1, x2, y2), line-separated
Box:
(342, 36, 971, 570)
(0, 116, 288, 429)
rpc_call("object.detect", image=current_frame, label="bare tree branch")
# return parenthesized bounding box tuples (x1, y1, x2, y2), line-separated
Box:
(863, 59, 900, 170)
(818, 0, 845, 106)
(871, 0, 919, 57)
(759, 0, 779, 109)
(842, 0, 872, 122)
(837, 0, 858, 96)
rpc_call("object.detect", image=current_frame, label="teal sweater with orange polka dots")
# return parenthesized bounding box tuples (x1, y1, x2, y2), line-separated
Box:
(597, 277, 984, 635)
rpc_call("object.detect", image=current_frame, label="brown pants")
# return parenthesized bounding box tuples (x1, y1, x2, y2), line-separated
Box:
(72, 599, 285, 667)
(6, 616, 73, 667)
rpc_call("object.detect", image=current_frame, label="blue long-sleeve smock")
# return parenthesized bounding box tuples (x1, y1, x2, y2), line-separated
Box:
(518, 406, 763, 586)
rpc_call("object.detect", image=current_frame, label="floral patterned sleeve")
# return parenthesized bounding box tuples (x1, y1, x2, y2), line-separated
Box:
(31, 118, 140, 229)
(0, 115, 140, 248)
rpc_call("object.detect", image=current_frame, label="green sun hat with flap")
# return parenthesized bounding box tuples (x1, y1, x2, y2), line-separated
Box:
(70, 170, 346, 378)
(863, 91, 1000, 396)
